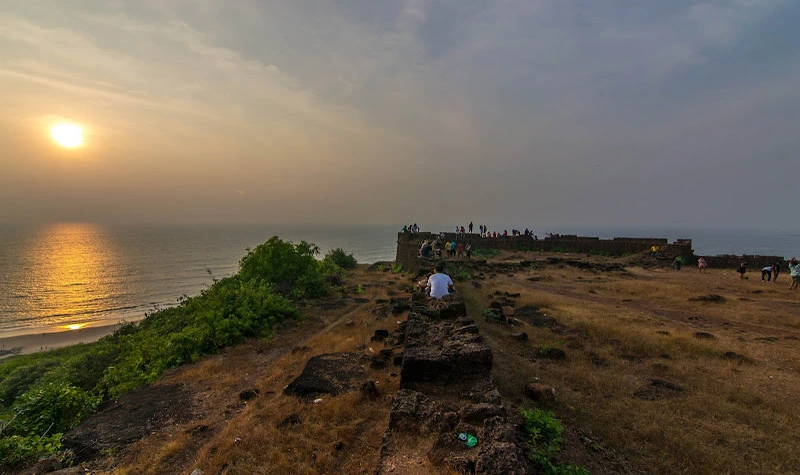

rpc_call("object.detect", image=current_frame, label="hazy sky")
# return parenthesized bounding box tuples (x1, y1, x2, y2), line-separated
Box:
(1, 0, 798, 229)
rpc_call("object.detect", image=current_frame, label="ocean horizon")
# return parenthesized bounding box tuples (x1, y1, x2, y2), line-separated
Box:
(0, 222, 796, 337)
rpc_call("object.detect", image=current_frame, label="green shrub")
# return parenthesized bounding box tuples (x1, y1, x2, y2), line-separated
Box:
(472, 248, 500, 259)
(0, 434, 63, 468)
(323, 248, 358, 269)
(3, 382, 97, 437)
(391, 263, 403, 273)
(0, 235, 327, 469)
(520, 408, 589, 475)
(239, 236, 326, 298)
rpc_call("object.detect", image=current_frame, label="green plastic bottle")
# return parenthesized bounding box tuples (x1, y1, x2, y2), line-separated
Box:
(457, 432, 478, 447)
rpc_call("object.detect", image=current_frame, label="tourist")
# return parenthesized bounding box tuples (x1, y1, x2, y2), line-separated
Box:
(772, 261, 781, 283)
(761, 265, 773, 282)
(419, 241, 435, 259)
(450, 240, 457, 257)
(737, 262, 747, 279)
(673, 256, 682, 270)
(466, 243, 472, 260)
(457, 242, 464, 259)
(650, 245, 659, 259)
(402, 225, 408, 233)
(698, 257, 708, 273)
(469, 222, 473, 233)
(444, 241, 452, 258)
(426, 262, 455, 299)
(789, 258, 799, 290)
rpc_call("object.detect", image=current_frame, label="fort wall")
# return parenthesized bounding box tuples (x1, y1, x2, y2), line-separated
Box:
(394, 232, 787, 272)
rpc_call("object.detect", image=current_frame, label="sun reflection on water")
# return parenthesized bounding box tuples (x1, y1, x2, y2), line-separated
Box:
(25, 223, 117, 330)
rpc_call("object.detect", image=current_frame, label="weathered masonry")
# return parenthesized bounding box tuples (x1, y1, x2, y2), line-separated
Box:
(395, 232, 693, 272)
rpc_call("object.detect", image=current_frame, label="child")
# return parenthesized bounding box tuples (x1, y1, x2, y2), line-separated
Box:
(737, 262, 747, 279)
(673, 256, 682, 270)
(697, 257, 707, 273)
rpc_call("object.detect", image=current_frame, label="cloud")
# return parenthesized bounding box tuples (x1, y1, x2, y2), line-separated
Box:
(0, 0, 798, 228)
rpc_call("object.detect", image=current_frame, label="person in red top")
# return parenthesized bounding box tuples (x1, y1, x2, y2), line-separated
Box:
(457, 242, 465, 258)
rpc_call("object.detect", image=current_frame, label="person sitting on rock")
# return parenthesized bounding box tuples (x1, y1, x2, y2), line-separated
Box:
(426, 262, 455, 299)
(419, 241, 435, 259)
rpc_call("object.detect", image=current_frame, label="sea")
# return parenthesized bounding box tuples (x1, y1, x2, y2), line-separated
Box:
(0, 223, 797, 337)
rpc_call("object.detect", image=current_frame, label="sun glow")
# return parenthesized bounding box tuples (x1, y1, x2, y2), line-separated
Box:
(51, 123, 84, 148)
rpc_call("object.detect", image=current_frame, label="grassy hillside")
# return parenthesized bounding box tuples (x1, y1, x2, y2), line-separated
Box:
(0, 237, 349, 471)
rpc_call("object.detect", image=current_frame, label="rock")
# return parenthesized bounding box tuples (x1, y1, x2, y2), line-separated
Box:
(475, 441, 529, 474)
(510, 332, 528, 341)
(694, 332, 715, 339)
(633, 379, 686, 401)
(371, 329, 390, 342)
(62, 383, 193, 463)
(284, 353, 369, 400)
(501, 306, 515, 317)
(277, 413, 302, 428)
(688, 294, 726, 303)
(401, 313, 493, 384)
(480, 416, 518, 444)
(525, 383, 555, 402)
(412, 293, 468, 320)
(239, 388, 260, 401)
(722, 351, 748, 362)
(538, 347, 566, 359)
(388, 389, 432, 432)
(360, 380, 380, 400)
(458, 403, 506, 425)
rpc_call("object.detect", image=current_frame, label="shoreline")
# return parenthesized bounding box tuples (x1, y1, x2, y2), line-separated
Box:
(0, 324, 122, 358)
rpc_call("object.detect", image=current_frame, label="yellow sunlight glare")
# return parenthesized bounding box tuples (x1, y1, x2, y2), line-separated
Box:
(51, 123, 84, 148)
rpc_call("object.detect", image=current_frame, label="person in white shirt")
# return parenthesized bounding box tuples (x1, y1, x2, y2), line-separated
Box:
(762, 265, 773, 282)
(426, 262, 455, 299)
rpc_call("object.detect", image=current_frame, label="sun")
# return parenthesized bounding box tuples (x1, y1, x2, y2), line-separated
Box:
(51, 123, 84, 148)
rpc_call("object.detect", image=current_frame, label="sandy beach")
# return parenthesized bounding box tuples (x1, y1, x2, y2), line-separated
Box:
(0, 324, 121, 358)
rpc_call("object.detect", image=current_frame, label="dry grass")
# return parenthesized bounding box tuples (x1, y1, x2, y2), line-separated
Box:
(102, 256, 800, 474)
(108, 270, 404, 475)
(465, 255, 800, 474)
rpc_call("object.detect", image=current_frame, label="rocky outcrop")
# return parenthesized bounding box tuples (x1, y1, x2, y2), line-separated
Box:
(284, 353, 369, 401)
(378, 293, 530, 474)
(62, 384, 194, 462)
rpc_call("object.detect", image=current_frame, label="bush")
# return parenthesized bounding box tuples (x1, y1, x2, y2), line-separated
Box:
(323, 248, 358, 269)
(0, 235, 328, 469)
(239, 236, 326, 299)
(472, 248, 500, 259)
(520, 408, 588, 475)
(4, 382, 98, 437)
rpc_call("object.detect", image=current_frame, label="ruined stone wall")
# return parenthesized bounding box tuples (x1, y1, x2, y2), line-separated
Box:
(395, 232, 693, 271)
(701, 255, 786, 270)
